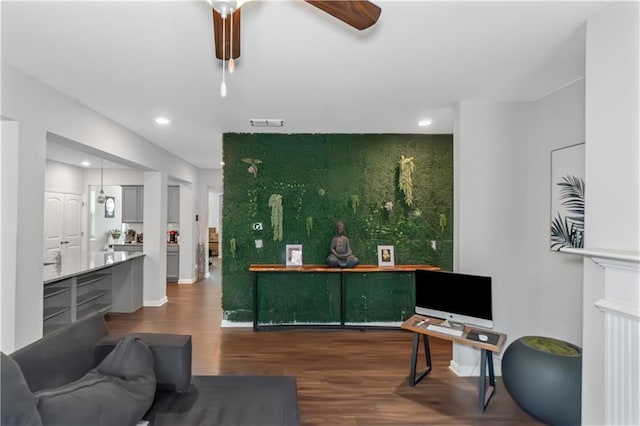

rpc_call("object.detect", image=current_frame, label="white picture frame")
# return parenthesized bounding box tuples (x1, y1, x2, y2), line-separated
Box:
(286, 244, 303, 266)
(377, 245, 395, 267)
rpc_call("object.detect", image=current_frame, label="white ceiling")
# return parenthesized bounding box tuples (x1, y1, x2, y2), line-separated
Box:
(1, 0, 607, 169)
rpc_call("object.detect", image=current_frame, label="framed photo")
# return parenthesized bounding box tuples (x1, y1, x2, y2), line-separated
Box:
(105, 196, 115, 218)
(550, 143, 585, 251)
(286, 244, 303, 266)
(377, 245, 395, 267)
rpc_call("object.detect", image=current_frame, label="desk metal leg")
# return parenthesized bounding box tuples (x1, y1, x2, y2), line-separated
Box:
(340, 273, 345, 326)
(252, 272, 258, 331)
(478, 349, 496, 412)
(409, 333, 432, 386)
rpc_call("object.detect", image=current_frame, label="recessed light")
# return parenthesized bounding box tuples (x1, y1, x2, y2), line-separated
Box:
(81, 161, 91, 167)
(418, 119, 432, 127)
(155, 117, 170, 125)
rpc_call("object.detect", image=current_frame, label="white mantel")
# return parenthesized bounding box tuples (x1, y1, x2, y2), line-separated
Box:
(561, 247, 640, 426)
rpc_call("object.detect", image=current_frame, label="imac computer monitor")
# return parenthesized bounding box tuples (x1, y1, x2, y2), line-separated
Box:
(415, 269, 493, 329)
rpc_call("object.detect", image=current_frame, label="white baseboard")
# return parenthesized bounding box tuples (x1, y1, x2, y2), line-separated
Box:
(177, 278, 195, 284)
(219, 320, 402, 328)
(220, 320, 252, 328)
(143, 296, 168, 307)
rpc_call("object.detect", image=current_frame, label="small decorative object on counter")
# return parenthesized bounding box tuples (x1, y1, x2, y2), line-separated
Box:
(110, 229, 122, 241)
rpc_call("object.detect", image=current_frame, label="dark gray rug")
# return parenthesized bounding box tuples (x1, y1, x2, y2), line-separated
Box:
(144, 375, 300, 426)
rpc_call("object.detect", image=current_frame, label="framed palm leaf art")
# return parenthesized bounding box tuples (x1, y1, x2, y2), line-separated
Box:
(550, 143, 585, 251)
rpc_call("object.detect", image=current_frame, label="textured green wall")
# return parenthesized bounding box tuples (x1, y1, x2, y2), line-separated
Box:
(222, 133, 453, 322)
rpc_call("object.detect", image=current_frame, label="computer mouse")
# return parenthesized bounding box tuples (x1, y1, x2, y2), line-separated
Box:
(478, 334, 488, 342)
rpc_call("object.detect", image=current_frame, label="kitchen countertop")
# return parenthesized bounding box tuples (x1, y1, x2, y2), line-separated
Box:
(44, 251, 145, 284)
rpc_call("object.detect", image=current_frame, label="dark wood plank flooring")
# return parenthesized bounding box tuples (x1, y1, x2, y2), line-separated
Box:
(106, 261, 541, 425)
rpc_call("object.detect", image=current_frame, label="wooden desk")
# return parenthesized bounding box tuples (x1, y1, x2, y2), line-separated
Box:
(401, 314, 507, 412)
(249, 264, 440, 330)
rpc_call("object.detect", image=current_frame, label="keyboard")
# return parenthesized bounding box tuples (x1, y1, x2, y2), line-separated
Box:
(426, 323, 464, 337)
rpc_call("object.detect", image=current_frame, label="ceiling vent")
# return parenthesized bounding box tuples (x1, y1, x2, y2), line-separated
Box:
(250, 119, 284, 127)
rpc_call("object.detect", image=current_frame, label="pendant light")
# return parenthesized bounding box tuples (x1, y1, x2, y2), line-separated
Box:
(220, 13, 227, 98)
(228, 10, 235, 74)
(96, 158, 106, 204)
(213, 0, 237, 97)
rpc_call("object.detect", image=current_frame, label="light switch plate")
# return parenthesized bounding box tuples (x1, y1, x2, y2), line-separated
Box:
(255, 239, 263, 248)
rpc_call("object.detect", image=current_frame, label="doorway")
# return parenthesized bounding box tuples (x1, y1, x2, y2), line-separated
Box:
(43, 192, 82, 268)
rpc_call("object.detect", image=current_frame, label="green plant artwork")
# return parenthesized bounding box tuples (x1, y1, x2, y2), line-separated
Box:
(229, 237, 237, 258)
(306, 216, 313, 238)
(350, 195, 360, 214)
(241, 158, 262, 178)
(399, 155, 415, 207)
(221, 133, 453, 323)
(550, 175, 585, 250)
(268, 194, 283, 241)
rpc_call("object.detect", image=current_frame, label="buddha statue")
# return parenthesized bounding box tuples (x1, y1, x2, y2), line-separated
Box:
(326, 221, 359, 268)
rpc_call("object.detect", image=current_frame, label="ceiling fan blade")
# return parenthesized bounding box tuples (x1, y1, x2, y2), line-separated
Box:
(304, 0, 381, 30)
(212, 8, 241, 60)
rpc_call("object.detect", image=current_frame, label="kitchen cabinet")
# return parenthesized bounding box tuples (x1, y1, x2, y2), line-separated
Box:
(43, 252, 145, 335)
(167, 245, 179, 282)
(122, 185, 144, 223)
(114, 244, 143, 253)
(168, 185, 180, 223)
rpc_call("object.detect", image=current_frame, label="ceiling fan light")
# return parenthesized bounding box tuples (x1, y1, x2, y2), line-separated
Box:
(220, 81, 227, 98)
(212, 0, 237, 18)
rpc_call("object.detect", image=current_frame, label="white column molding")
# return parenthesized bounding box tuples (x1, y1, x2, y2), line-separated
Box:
(562, 247, 640, 425)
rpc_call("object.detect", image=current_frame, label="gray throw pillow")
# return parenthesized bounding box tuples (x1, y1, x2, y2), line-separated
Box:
(0, 352, 43, 426)
(36, 336, 156, 426)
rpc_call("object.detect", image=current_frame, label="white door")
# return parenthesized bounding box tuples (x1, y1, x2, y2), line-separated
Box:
(44, 192, 82, 266)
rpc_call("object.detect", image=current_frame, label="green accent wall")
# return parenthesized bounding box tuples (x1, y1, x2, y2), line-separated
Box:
(222, 133, 453, 323)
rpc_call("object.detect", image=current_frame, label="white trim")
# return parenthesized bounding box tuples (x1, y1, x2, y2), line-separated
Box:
(220, 320, 252, 328)
(143, 296, 168, 307)
(177, 278, 195, 285)
(596, 299, 640, 320)
(560, 247, 640, 264)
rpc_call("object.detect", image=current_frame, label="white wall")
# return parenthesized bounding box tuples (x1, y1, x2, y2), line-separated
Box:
(92, 186, 123, 250)
(199, 169, 223, 246)
(453, 79, 585, 374)
(44, 160, 85, 194)
(582, 3, 639, 423)
(523, 81, 585, 342)
(1, 62, 204, 349)
(454, 101, 535, 374)
(1, 121, 20, 353)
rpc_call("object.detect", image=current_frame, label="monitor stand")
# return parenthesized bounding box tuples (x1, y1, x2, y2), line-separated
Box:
(440, 319, 464, 331)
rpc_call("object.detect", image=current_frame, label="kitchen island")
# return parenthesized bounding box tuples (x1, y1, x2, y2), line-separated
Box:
(43, 251, 144, 335)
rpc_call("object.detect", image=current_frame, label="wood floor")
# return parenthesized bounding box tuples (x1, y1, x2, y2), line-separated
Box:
(106, 261, 541, 426)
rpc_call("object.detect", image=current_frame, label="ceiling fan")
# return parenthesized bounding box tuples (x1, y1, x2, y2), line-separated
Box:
(210, 1, 382, 61)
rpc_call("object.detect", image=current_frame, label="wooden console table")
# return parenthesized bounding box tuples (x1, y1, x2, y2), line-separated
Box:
(401, 314, 506, 412)
(249, 264, 440, 331)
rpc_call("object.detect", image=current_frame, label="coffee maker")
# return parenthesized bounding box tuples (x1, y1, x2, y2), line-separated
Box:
(125, 229, 137, 243)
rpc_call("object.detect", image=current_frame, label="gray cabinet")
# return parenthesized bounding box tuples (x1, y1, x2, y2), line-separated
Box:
(167, 245, 179, 282)
(122, 186, 144, 223)
(168, 185, 180, 223)
(114, 244, 143, 253)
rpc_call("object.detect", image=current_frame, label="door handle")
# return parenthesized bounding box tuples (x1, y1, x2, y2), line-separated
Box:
(60, 241, 69, 244)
